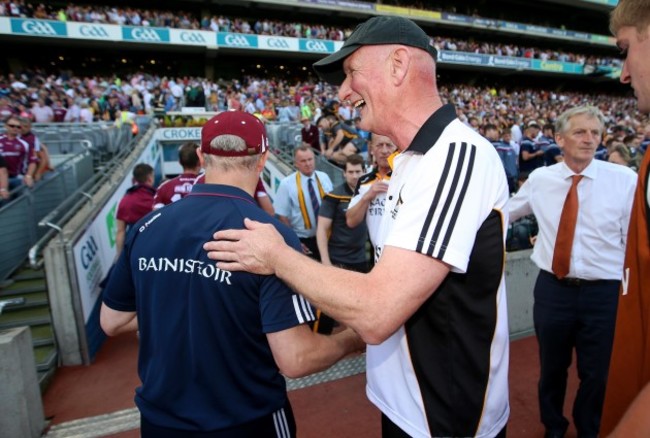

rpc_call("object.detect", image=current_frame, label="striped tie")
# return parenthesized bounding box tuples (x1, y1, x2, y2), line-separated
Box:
(307, 178, 320, 219)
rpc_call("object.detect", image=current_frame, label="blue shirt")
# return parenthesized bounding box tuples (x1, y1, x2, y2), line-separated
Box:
(103, 183, 315, 432)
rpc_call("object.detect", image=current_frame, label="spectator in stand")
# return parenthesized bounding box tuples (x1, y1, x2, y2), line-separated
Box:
(485, 124, 518, 195)
(153, 142, 201, 210)
(115, 163, 156, 258)
(19, 117, 52, 182)
(31, 98, 53, 123)
(64, 97, 81, 123)
(0, 155, 9, 201)
(51, 98, 67, 122)
(509, 106, 637, 438)
(0, 96, 15, 122)
(317, 113, 361, 166)
(539, 123, 563, 166)
(300, 116, 319, 152)
(79, 101, 94, 123)
(608, 143, 637, 170)
(519, 121, 546, 174)
(640, 124, 650, 153)
(0, 116, 36, 190)
(273, 145, 332, 260)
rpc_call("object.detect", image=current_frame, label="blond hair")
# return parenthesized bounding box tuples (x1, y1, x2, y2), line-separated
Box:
(610, 0, 650, 36)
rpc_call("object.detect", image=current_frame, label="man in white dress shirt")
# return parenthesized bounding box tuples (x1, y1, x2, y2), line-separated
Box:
(508, 105, 637, 438)
(273, 145, 333, 260)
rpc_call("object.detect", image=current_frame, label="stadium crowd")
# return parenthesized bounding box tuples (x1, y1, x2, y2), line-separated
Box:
(0, 2, 622, 68)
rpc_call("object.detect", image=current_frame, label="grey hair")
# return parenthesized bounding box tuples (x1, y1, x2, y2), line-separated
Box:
(555, 106, 605, 136)
(203, 134, 261, 171)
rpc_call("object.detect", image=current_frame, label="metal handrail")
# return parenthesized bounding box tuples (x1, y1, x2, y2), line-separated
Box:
(27, 127, 152, 269)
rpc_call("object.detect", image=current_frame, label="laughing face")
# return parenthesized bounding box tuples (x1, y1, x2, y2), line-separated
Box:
(338, 46, 390, 134)
(617, 25, 650, 113)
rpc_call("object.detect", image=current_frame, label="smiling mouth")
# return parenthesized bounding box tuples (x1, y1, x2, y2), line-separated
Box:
(353, 99, 366, 110)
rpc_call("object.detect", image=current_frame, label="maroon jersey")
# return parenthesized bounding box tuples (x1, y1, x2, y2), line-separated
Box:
(116, 184, 156, 226)
(152, 173, 198, 209)
(0, 134, 36, 176)
(52, 107, 67, 123)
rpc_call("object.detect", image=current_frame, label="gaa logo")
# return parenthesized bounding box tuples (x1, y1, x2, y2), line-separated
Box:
(22, 20, 57, 35)
(180, 32, 206, 43)
(305, 40, 329, 52)
(224, 34, 251, 47)
(80, 25, 109, 38)
(132, 28, 161, 41)
(267, 38, 290, 49)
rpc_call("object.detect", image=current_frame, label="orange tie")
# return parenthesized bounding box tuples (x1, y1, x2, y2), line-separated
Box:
(552, 174, 584, 279)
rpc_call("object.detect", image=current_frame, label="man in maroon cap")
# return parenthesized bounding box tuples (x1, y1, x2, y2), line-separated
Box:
(101, 111, 363, 438)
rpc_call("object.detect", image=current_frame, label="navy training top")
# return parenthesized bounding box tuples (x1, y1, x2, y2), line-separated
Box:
(103, 183, 315, 432)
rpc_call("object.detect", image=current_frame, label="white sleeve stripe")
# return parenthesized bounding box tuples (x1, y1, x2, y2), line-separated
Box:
(273, 408, 290, 438)
(300, 295, 315, 321)
(292, 295, 305, 324)
(416, 142, 476, 259)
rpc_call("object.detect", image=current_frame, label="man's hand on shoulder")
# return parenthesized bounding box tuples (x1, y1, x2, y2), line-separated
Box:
(204, 218, 289, 275)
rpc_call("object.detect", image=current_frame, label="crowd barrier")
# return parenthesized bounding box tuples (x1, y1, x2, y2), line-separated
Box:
(0, 149, 93, 281)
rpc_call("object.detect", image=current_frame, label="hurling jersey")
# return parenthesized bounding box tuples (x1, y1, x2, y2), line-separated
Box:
(367, 104, 510, 438)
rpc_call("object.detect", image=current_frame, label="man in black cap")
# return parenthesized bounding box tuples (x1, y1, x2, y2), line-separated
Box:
(205, 16, 510, 438)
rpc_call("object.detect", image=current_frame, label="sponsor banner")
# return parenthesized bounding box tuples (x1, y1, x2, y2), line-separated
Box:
(591, 34, 616, 44)
(299, 0, 374, 10)
(532, 59, 584, 74)
(487, 55, 531, 69)
(584, 0, 617, 5)
(169, 28, 215, 46)
(155, 127, 202, 141)
(299, 38, 335, 53)
(442, 13, 470, 24)
(259, 35, 299, 51)
(67, 22, 121, 40)
(11, 18, 67, 37)
(502, 21, 524, 31)
(217, 32, 258, 49)
(377, 5, 440, 19)
(122, 26, 170, 43)
(524, 24, 550, 34)
(0, 17, 10, 34)
(438, 51, 485, 65)
(404, 9, 441, 19)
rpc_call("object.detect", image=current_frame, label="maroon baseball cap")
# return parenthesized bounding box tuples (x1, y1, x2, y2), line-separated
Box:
(200, 111, 268, 157)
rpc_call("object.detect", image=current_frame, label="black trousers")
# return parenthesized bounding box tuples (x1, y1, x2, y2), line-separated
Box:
(534, 270, 619, 438)
(299, 236, 320, 261)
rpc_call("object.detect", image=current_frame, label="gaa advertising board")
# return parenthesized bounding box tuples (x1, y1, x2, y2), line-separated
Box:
(72, 140, 161, 325)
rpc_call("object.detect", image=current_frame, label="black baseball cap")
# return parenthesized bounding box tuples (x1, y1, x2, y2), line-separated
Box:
(313, 16, 437, 85)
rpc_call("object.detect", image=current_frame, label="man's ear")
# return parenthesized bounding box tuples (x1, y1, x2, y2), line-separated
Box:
(390, 47, 411, 85)
(257, 150, 269, 173)
(196, 148, 206, 168)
